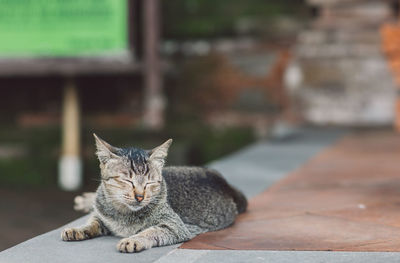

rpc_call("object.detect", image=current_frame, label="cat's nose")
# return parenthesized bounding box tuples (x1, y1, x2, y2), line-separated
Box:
(135, 194, 144, 202)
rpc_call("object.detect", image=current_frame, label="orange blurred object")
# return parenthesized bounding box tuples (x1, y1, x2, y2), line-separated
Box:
(381, 23, 400, 131)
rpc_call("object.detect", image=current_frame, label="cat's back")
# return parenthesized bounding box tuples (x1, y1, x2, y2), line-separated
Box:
(162, 166, 247, 234)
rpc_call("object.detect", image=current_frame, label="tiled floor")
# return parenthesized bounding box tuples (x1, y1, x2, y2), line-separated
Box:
(181, 130, 400, 251)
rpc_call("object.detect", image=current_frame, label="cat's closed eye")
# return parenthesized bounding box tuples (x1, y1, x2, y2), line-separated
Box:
(122, 179, 135, 188)
(145, 181, 160, 190)
(118, 171, 130, 177)
(145, 181, 160, 186)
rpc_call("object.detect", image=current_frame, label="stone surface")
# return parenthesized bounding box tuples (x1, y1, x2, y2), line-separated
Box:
(0, 215, 180, 263)
(156, 249, 400, 263)
(207, 128, 345, 197)
(181, 131, 400, 251)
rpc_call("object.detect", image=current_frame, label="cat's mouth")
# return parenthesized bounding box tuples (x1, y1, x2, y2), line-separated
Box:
(125, 201, 148, 212)
(111, 194, 149, 211)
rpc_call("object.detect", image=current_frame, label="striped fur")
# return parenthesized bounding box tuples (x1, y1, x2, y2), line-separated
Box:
(62, 135, 247, 253)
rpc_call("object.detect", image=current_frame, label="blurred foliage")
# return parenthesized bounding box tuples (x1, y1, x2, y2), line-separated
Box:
(162, 0, 306, 39)
(0, 123, 254, 188)
(165, 55, 222, 117)
(0, 126, 60, 187)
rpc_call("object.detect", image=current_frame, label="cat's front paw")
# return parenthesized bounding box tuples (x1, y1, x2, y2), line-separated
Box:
(61, 228, 87, 241)
(117, 237, 152, 253)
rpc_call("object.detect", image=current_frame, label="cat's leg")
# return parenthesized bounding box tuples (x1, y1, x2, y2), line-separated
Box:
(74, 192, 96, 213)
(61, 216, 108, 241)
(117, 223, 191, 253)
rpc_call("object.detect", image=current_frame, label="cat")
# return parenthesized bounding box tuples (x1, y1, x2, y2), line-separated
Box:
(61, 134, 247, 253)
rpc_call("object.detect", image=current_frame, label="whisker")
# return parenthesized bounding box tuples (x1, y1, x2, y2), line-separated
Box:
(105, 194, 124, 197)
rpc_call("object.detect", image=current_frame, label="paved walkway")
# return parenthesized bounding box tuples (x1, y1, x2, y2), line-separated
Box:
(9, 128, 400, 262)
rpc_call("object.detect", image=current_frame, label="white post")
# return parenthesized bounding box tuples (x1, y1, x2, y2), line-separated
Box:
(143, 0, 164, 129)
(58, 78, 82, 191)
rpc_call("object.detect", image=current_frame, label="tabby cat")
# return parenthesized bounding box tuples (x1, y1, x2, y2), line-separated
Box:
(61, 134, 247, 253)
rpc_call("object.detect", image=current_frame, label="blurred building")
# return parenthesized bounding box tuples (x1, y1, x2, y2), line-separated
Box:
(0, 0, 164, 190)
(288, 0, 397, 126)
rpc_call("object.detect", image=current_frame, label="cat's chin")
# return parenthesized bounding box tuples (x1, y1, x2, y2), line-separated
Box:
(120, 201, 145, 212)
(129, 205, 144, 212)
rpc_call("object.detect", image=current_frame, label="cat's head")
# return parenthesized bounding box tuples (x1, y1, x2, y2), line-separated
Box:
(93, 134, 172, 211)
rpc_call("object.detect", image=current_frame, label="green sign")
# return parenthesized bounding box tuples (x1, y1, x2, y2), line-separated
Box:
(0, 0, 128, 57)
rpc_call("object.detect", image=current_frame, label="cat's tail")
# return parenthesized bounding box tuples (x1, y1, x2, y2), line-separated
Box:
(74, 192, 96, 213)
(231, 186, 248, 214)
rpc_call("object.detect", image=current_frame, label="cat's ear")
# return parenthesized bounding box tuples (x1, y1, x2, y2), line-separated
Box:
(93, 133, 120, 164)
(148, 139, 173, 169)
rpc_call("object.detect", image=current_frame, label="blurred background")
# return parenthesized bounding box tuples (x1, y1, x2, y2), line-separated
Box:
(1, 0, 400, 251)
